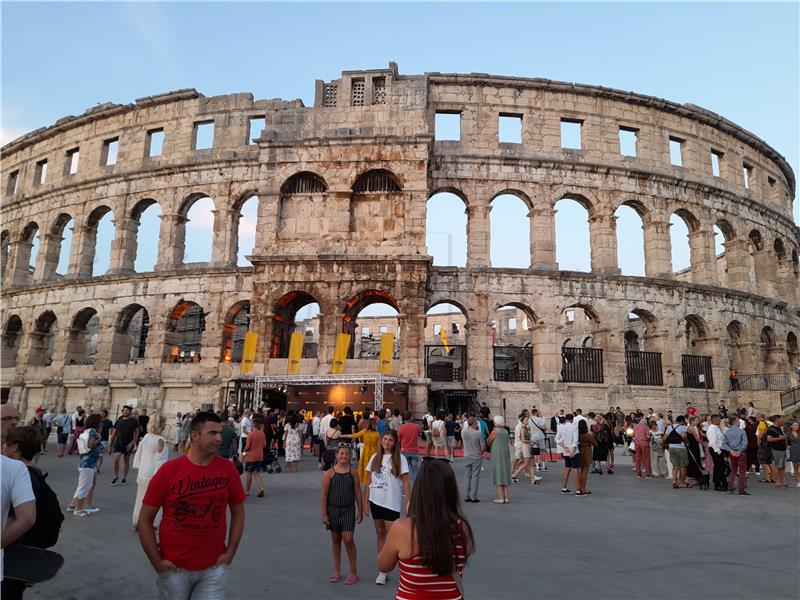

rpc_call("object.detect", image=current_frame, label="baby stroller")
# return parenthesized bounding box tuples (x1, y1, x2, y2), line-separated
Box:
(263, 448, 282, 473)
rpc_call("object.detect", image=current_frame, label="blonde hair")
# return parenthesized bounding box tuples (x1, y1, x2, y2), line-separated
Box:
(493, 415, 504, 427)
(148, 414, 166, 436)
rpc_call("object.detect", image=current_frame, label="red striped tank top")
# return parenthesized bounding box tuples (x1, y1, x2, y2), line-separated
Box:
(396, 528, 467, 600)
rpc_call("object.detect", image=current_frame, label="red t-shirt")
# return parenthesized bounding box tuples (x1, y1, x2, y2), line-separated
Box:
(244, 429, 266, 462)
(397, 422, 420, 453)
(142, 454, 246, 570)
(686, 406, 697, 417)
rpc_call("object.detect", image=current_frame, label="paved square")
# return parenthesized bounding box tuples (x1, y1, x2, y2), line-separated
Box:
(27, 451, 799, 600)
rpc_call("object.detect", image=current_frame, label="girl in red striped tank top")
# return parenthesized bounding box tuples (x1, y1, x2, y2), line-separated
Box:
(377, 458, 475, 599)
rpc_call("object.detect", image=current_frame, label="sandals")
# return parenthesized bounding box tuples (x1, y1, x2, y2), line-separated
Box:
(344, 575, 360, 585)
(329, 573, 341, 583)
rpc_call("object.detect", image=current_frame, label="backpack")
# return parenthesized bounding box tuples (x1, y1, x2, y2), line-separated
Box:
(15, 467, 64, 549)
(596, 427, 611, 445)
(665, 426, 684, 446)
(77, 430, 91, 455)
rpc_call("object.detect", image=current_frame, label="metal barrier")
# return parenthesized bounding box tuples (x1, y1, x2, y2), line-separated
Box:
(779, 387, 800, 411)
(561, 347, 604, 383)
(493, 346, 533, 382)
(681, 354, 713, 389)
(625, 351, 663, 386)
(736, 373, 792, 392)
(425, 344, 466, 382)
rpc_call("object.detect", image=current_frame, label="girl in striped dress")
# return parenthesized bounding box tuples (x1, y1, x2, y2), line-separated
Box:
(377, 459, 475, 599)
(321, 444, 364, 585)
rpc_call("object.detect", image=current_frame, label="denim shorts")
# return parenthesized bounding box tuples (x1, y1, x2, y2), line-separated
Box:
(157, 564, 228, 600)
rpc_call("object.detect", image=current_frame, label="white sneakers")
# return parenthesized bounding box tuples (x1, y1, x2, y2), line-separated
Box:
(375, 572, 388, 585)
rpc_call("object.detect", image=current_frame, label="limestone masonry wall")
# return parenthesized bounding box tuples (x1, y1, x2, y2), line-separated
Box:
(2, 64, 798, 419)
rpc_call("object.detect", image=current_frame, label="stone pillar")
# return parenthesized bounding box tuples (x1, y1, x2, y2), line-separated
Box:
(70, 225, 96, 279)
(211, 207, 236, 267)
(723, 239, 751, 292)
(144, 312, 168, 363)
(397, 313, 426, 378)
(750, 249, 776, 298)
(466, 299, 493, 382)
(642, 221, 672, 278)
(530, 207, 557, 270)
(8, 237, 34, 287)
(688, 229, 716, 285)
(255, 193, 280, 254)
(108, 216, 139, 274)
(589, 214, 620, 275)
(774, 258, 795, 306)
(466, 205, 490, 268)
(155, 213, 186, 271)
(32, 233, 61, 283)
(531, 323, 560, 383)
(316, 312, 338, 368)
(92, 323, 116, 371)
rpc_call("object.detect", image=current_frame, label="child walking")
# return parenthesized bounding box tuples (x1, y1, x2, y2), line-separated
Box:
(321, 444, 363, 585)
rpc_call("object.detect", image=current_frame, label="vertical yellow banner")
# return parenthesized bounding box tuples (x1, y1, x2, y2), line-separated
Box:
(287, 332, 304, 374)
(240, 332, 258, 374)
(331, 333, 351, 374)
(379, 333, 395, 374)
(439, 328, 450, 353)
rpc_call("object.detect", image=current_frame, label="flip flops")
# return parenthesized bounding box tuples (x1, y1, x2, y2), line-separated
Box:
(329, 573, 341, 583)
(345, 575, 360, 585)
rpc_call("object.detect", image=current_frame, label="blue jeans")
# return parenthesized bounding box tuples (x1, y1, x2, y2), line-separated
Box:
(402, 451, 421, 482)
(157, 564, 228, 600)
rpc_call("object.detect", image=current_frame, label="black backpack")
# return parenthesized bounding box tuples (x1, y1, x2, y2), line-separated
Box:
(15, 467, 64, 549)
(596, 427, 611, 445)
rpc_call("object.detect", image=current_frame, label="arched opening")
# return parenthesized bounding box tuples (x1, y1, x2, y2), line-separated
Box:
(85, 206, 115, 277)
(490, 193, 530, 268)
(726, 320, 743, 371)
(774, 238, 786, 261)
(220, 301, 250, 363)
(491, 303, 535, 381)
(235, 196, 259, 266)
(271, 292, 320, 359)
(279, 173, 327, 239)
(29, 311, 58, 367)
(624, 330, 640, 352)
(713, 219, 736, 288)
(670, 210, 698, 275)
(787, 332, 798, 375)
(350, 169, 404, 239)
(342, 290, 400, 359)
(426, 191, 467, 267)
(760, 326, 778, 373)
(425, 302, 468, 382)
(111, 304, 149, 364)
(680, 314, 713, 388)
(180, 195, 215, 264)
(614, 203, 646, 276)
(1, 315, 23, 367)
(0, 230, 10, 280)
(555, 197, 591, 272)
(132, 200, 162, 273)
(52, 214, 74, 277)
(560, 305, 602, 383)
(21, 222, 41, 280)
(624, 310, 663, 386)
(164, 301, 206, 362)
(64, 308, 100, 365)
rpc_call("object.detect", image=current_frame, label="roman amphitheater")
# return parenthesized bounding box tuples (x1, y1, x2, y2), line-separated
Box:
(2, 63, 798, 420)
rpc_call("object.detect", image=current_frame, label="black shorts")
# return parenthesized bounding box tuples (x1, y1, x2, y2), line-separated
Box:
(113, 444, 131, 456)
(245, 460, 265, 473)
(531, 446, 541, 456)
(369, 501, 400, 522)
(563, 454, 581, 469)
(57, 433, 68, 444)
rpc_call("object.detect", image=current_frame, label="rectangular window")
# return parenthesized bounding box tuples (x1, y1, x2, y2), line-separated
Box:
(34, 159, 48, 185)
(451, 322, 460, 334)
(379, 326, 388, 334)
(351, 78, 365, 106)
(361, 326, 370, 338)
(372, 77, 386, 105)
(65, 148, 80, 175)
(7, 170, 19, 195)
(711, 149, 723, 177)
(560, 119, 582, 149)
(102, 138, 119, 166)
(433, 324, 442, 336)
(498, 114, 522, 144)
(743, 164, 753, 189)
(193, 121, 214, 150)
(435, 111, 461, 141)
(322, 83, 338, 107)
(669, 137, 684, 166)
(147, 129, 164, 157)
(566, 309, 575, 323)
(508, 317, 517, 330)
(767, 176, 776, 188)
(619, 127, 638, 157)
(247, 117, 265, 145)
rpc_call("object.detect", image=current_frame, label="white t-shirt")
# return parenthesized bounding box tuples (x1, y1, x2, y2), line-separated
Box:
(239, 416, 253, 439)
(319, 414, 334, 439)
(1, 456, 36, 580)
(367, 453, 409, 513)
(530, 416, 547, 442)
(312, 416, 321, 436)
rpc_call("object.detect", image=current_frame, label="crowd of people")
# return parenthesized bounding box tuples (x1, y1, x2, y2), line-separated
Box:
(1, 396, 797, 599)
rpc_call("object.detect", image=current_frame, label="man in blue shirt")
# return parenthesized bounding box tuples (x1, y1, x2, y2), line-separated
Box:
(722, 416, 749, 495)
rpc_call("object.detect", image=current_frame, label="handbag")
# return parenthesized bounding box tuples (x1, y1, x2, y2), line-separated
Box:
(628, 441, 636, 452)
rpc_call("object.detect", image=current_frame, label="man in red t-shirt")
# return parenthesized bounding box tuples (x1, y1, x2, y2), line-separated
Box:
(686, 402, 697, 417)
(397, 411, 421, 481)
(138, 411, 246, 598)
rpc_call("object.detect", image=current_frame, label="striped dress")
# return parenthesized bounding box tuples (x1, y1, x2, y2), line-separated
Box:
(326, 470, 356, 532)
(396, 527, 467, 600)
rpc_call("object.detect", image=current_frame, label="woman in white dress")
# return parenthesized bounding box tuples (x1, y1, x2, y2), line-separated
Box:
(132, 414, 169, 530)
(283, 412, 304, 472)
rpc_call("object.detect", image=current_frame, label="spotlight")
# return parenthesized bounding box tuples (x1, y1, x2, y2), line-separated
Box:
(359, 384, 368, 393)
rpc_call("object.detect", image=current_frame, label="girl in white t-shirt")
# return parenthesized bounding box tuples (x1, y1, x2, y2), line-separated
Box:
(365, 430, 411, 585)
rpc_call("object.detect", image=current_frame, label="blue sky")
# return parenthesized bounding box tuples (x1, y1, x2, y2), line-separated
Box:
(3, 2, 798, 305)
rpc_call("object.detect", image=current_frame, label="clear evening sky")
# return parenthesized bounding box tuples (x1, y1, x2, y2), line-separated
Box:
(2, 2, 798, 310)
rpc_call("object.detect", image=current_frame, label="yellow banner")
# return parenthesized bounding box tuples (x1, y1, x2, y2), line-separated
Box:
(439, 328, 450, 353)
(287, 332, 304, 374)
(379, 333, 395, 375)
(331, 333, 351, 374)
(240, 332, 258, 374)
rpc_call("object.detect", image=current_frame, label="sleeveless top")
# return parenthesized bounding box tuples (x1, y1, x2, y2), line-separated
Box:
(327, 470, 356, 508)
(396, 525, 467, 600)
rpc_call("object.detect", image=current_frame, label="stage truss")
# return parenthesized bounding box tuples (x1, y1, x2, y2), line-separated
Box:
(253, 373, 408, 411)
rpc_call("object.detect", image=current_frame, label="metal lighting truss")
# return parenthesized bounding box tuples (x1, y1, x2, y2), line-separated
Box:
(254, 373, 407, 411)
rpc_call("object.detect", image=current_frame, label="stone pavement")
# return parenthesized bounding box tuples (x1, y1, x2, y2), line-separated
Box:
(25, 449, 800, 600)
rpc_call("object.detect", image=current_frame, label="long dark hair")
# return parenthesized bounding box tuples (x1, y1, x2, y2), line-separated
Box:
(409, 459, 474, 576)
(371, 430, 401, 477)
